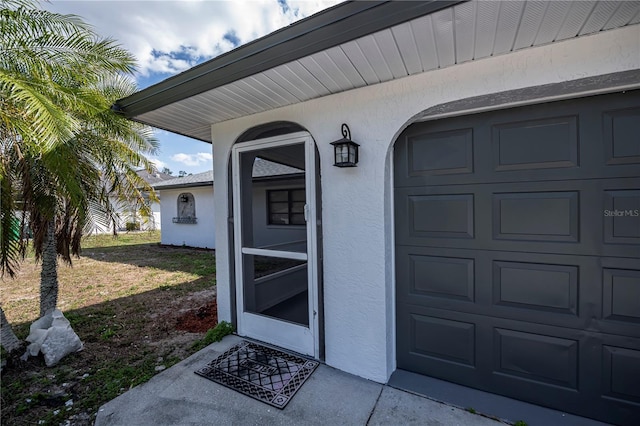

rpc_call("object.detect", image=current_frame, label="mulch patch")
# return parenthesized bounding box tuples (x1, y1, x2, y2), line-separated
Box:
(175, 300, 218, 332)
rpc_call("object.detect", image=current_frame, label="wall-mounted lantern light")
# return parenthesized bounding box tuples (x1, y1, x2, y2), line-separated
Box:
(180, 194, 189, 203)
(330, 123, 359, 167)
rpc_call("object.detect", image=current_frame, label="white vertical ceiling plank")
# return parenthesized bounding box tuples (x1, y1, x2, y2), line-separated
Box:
(492, 1, 526, 55)
(580, 1, 623, 34)
(603, 1, 640, 29)
(263, 66, 315, 101)
(410, 15, 439, 71)
(191, 126, 214, 142)
(203, 89, 254, 118)
(373, 29, 408, 79)
(454, 0, 477, 63)
(340, 41, 381, 85)
(226, 82, 276, 111)
(513, 1, 549, 50)
(181, 95, 234, 122)
(279, 62, 331, 99)
(216, 86, 263, 115)
(353, 35, 394, 82)
(165, 104, 210, 127)
(228, 80, 277, 110)
(391, 23, 422, 75)
(432, 7, 456, 67)
(324, 46, 367, 88)
(163, 99, 210, 124)
(192, 93, 236, 121)
(249, 74, 300, 104)
(299, 54, 344, 93)
(143, 109, 202, 132)
(241, 76, 293, 107)
(473, 0, 500, 59)
(555, 1, 597, 40)
(534, 1, 572, 45)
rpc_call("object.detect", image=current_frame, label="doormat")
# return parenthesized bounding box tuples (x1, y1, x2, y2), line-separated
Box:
(195, 340, 319, 409)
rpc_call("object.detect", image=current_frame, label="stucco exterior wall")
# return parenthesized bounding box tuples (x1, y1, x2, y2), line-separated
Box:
(212, 26, 640, 383)
(158, 186, 216, 249)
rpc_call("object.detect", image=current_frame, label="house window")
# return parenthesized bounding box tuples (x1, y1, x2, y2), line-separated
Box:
(267, 189, 305, 225)
(173, 192, 197, 224)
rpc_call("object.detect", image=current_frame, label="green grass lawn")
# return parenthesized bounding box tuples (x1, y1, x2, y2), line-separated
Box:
(1, 231, 218, 426)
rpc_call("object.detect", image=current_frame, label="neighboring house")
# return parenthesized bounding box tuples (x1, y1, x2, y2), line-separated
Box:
(90, 169, 173, 234)
(113, 2, 640, 424)
(153, 159, 304, 249)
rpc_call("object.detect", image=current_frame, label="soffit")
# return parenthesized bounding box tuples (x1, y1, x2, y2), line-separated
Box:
(132, 0, 640, 142)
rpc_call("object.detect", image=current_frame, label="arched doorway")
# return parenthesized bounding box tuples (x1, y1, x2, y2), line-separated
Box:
(230, 123, 323, 358)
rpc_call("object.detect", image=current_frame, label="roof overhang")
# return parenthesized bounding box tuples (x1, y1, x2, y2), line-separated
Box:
(115, 0, 640, 143)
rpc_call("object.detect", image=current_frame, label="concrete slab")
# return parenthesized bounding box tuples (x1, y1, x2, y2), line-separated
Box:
(368, 386, 501, 426)
(95, 335, 388, 426)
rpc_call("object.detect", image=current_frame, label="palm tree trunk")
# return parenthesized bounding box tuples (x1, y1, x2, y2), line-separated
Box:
(40, 218, 58, 317)
(1, 306, 22, 353)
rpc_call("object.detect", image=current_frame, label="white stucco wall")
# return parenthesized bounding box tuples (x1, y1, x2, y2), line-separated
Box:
(212, 26, 640, 383)
(158, 186, 216, 249)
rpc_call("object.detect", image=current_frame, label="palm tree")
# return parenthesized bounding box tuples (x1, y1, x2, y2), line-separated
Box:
(1, 0, 158, 354)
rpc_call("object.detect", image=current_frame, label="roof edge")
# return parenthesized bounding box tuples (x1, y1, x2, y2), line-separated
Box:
(115, 0, 465, 118)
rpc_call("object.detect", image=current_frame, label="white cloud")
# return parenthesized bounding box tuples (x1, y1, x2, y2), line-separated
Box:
(47, 1, 343, 78)
(171, 152, 213, 167)
(149, 157, 168, 171)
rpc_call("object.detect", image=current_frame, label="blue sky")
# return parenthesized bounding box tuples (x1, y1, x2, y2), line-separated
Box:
(46, 0, 342, 175)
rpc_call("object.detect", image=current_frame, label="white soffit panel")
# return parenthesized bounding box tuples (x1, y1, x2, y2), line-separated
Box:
(431, 7, 456, 67)
(454, 0, 477, 63)
(473, 0, 500, 59)
(391, 23, 422, 75)
(556, 1, 598, 40)
(137, 0, 640, 142)
(513, 1, 549, 49)
(534, 1, 572, 45)
(493, 1, 527, 55)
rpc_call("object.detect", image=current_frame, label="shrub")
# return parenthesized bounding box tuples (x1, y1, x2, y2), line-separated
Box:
(125, 222, 140, 231)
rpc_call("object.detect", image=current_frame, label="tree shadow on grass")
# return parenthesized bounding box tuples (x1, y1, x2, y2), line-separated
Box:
(1, 276, 218, 426)
(80, 243, 216, 276)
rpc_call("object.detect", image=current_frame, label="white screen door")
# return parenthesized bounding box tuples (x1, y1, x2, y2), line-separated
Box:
(232, 132, 319, 357)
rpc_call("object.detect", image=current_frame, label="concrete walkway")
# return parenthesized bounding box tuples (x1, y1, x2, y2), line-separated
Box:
(95, 335, 503, 426)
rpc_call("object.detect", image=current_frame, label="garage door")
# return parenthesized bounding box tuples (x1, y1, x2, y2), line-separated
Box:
(394, 91, 640, 425)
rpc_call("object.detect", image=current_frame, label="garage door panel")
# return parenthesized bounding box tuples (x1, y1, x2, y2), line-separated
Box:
(492, 260, 578, 315)
(396, 246, 602, 330)
(492, 191, 579, 242)
(604, 189, 640, 245)
(407, 193, 474, 239)
(409, 313, 476, 367)
(395, 95, 640, 190)
(406, 254, 475, 302)
(602, 345, 640, 405)
(397, 178, 640, 258)
(600, 266, 640, 339)
(603, 107, 640, 166)
(396, 308, 482, 387)
(492, 115, 579, 171)
(407, 128, 474, 176)
(492, 327, 579, 390)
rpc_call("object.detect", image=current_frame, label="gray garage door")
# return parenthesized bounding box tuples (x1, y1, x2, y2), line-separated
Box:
(394, 91, 640, 425)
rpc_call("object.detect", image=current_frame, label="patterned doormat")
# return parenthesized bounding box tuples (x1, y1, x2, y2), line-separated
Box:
(195, 340, 319, 409)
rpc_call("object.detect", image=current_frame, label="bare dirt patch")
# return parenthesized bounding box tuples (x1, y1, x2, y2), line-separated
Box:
(1, 232, 218, 426)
